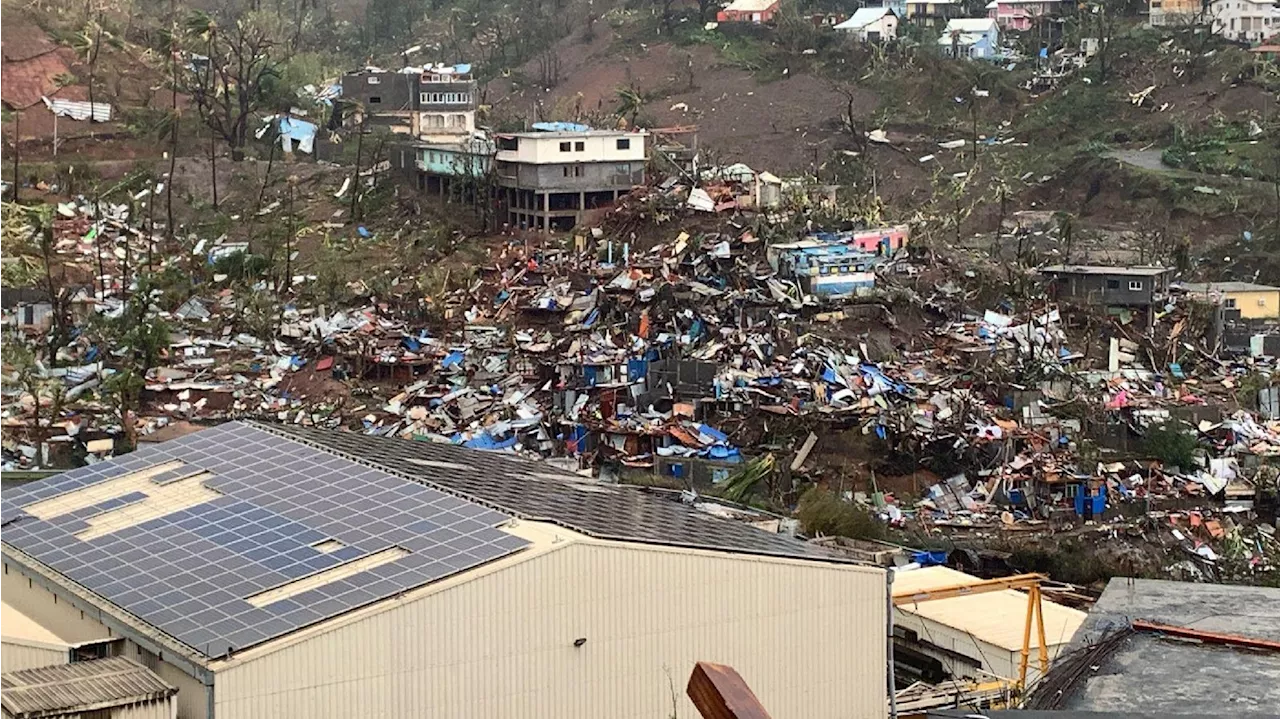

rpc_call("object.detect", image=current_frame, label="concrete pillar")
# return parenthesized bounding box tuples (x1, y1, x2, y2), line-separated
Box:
(579, 191, 585, 211)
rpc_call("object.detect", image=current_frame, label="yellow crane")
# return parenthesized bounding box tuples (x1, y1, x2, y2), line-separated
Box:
(892, 572, 1049, 692)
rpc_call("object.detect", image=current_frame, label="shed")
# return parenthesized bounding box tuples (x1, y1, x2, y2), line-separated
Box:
(834, 8, 899, 42)
(891, 566, 1086, 684)
(1, 657, 177, 719)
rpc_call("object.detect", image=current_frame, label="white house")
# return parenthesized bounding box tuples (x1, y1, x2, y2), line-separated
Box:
(1211, 0, 1279, 42)
(939, 17, 1001, 59)
(835, 7, 900, 42)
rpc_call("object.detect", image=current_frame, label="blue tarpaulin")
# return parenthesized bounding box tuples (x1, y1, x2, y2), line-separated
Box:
(911, 551, 948, 566)
(628, 359, 648, 382)
(461, 432, 518, 450)
(696, 424, 729, 443)
(531, 121, 592, 133)
(441, 351, 465, 369)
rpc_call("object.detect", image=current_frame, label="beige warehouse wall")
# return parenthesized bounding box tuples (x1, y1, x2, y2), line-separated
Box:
(2, 562, 115, 644)
(215, 540, 887, 719)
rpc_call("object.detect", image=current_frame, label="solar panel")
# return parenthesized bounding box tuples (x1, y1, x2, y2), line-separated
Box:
(0, 422, 529, 659)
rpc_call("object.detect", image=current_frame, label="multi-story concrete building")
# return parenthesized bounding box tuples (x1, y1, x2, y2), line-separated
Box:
(1149, 0, 1280, 42)
(339, 65, 477, 140)
(494, 125, 648, 231)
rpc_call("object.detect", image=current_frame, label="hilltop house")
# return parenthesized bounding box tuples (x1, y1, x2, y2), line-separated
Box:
(985, 0, 1068, 30)
(939, 18, 1000, 59)
(835, 7, 900, 41)
(1176, 282, 1280, 320)
(1149, 0, 1280, 42)
(717, 0, 781, 23)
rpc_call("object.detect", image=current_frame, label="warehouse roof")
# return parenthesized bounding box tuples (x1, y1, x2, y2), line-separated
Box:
(892, 566, 1086, 652)
(1, 422, 838, 662)
(1, 422, 529, 659)
(1, 657, 175, 718)
(266, 422, 835, 560)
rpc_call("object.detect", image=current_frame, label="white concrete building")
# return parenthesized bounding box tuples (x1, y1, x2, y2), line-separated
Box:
(1211, 0, 1279, 42)
(494, 127, 649, 230)
(1, 421, 889, 719)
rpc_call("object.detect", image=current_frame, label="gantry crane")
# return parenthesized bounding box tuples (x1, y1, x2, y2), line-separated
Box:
(892, 572, 1049, 692)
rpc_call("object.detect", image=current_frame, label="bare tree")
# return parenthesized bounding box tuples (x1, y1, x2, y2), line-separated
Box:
(184, 11, 282, 160)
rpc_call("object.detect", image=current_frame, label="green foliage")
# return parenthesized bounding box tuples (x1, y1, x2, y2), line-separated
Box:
(796, 486, 886, 540)
(1162, 118, 1276, 182)
(211, 251, 272, 283)
(720, 454, 777, 503)
(1142, 422, 1198, 469)
(365, 0, 426, 43)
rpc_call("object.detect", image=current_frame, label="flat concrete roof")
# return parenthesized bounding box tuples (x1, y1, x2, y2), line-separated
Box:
(1175, 281, 1280, 293)
(1040, 265, 1171, 276)
(1059, 578, 1280, 715)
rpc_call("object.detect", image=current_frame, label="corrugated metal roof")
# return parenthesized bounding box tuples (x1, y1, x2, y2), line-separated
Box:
(892, 566, 1087, 652)
(1, 657, 175, 717)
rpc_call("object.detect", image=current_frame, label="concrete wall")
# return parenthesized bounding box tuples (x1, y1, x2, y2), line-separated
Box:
(496, 133, 646, 165)
(212, 536, 887, 719)
(342, 73, 416, 112)
(1226, 290, 1280, 320)
(2, 563, 115, 644)
(499, 161, 644, 192)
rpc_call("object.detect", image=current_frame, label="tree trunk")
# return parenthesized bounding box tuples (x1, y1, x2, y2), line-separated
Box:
(210, 134, 219, 208)
(350, 121, 364, 219)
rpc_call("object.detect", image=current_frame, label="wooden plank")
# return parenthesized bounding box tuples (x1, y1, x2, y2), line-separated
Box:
(686, 661, 772, 719)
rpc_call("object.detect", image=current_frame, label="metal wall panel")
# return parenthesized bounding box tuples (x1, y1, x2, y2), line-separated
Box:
(1, 641, 68, 672)
(214, 538, 887, 719)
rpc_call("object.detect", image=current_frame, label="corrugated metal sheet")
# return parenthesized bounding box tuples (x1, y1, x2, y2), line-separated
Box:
(1, 641, 68, 673)
(213, 532, 887, 719)
(42, 96, 112, 122)
(892, 566, 1086, 652)
(1, 656, 176, 717)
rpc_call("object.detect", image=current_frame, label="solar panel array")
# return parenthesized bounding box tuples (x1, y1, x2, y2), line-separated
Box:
(268, 423, 837, 560)
(0, 422, 528, 658)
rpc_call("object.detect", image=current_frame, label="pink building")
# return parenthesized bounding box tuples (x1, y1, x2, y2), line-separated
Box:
(986, 0, 1064, 30)
(717, 0, 781, 23)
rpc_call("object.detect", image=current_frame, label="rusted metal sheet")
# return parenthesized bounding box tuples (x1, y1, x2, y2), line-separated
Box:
(686, 661, 772, 719)
(1132, 619, 1280, 651)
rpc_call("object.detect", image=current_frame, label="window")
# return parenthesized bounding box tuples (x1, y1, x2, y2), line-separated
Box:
(1105, 279, 1120, 289)
(420, 92, 471, 105)
(367, 76, 381, 84)
(574, 166, 583, 177)
(563, 165, 583, 177)
(574, 141, 585, 151)
(559, 141, 571, 152)
(1225, 298, 1238, 309)
(369, 96, 381, 104)
(1128, 280, 1143, 291)
(1260, 297, 1268, 307)
(616, 138, 631, 150)
(498, 137, 518, 151)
